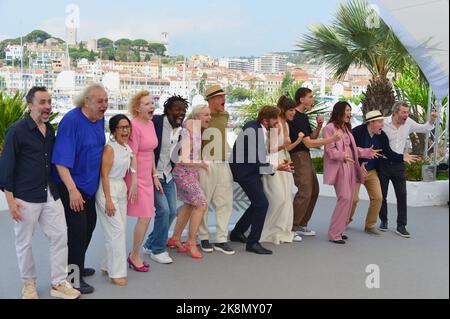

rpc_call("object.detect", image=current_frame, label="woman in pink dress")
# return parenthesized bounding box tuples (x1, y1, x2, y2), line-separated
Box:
(125, 91, 162, 271)
(170, 105, 211, 259)
(323, 102, 381, 244)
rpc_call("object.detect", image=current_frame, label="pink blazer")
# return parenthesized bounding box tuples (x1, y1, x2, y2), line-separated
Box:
(322, 123, 373, 186)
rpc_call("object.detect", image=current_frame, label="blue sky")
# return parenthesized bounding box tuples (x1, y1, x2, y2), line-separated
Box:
(0, 0, 343, 57)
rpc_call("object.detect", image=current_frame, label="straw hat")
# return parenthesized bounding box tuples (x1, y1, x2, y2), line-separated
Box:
(204, 85, 225, 100)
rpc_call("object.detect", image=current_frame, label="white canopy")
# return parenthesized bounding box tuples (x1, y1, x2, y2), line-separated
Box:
(369, 0, 449, 99)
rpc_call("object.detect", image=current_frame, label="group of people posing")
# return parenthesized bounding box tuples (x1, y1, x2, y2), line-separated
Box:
(0, 83, 436, 299)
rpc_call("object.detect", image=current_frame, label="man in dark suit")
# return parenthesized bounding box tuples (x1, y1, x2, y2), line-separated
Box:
(229, 106, 293, 254)
(143, 95, 187, 264)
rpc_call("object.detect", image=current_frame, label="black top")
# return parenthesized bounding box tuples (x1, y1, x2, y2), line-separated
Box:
(0, 115, 59, 203)
(352, 123, 403, 171)
(288, 110, 312, 154)
(153, 114, 165, 166)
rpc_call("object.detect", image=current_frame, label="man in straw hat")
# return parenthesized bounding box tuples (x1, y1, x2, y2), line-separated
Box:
(198, 85, 235, 255)
(350, 110, 420, 236)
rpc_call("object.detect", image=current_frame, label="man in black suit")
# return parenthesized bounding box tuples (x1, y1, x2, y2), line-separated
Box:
(229, 106, 293, 254)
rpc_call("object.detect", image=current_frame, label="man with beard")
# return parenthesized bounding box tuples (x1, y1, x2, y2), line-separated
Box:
(0, 87, 80, 299)
(229, 106, 294, 255)
(143, 95, 187, 264)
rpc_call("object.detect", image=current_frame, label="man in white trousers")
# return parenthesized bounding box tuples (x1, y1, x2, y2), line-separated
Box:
(198, 85, 235, 255)
(0, 87, 80, 299)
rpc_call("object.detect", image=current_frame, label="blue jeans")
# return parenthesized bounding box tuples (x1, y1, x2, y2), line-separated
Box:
(144, 177, 177, 254)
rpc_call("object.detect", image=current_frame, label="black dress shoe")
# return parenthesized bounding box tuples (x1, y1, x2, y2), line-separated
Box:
(342, 234, 348, 240)
(246, 243, 272, 255)
(75, 279, 95, 294)
(230, 231, 247, 243)
(82, 268, 95, 277)
(330, 240, 346, 244)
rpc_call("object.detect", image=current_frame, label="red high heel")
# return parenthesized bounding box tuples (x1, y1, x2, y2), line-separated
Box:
(127, 255, 149, 272)
(184, 241, 203, 259)
(168, 238, 187, 253)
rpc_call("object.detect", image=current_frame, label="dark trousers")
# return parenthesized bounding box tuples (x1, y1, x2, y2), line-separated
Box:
(57, 183, 97, 279)
(378, 161, 407, 227)
(232, 178, 269, 246)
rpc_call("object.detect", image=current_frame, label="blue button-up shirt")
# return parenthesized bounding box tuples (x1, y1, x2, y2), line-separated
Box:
(0, 115, 59, 203)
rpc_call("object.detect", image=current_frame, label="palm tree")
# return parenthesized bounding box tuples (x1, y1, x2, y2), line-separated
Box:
(0, 91, 27, 153)
(0, 91, 59, 154)
(297, 0, 411, 116)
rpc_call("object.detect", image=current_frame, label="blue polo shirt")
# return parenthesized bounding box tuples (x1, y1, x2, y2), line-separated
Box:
(52, 107, 105, 197)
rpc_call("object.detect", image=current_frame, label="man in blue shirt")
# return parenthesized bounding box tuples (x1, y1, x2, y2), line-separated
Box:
(0, 87, 80, 299)
(351, 110, 418, 235)
(52, 84, 108, 294)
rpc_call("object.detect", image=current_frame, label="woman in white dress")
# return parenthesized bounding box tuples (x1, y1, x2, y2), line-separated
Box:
(95, 114, 137, 286)
(260, 96, 305, 244)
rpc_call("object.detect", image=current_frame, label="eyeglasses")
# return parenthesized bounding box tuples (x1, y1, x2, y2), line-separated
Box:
(117, 125, 131, 131)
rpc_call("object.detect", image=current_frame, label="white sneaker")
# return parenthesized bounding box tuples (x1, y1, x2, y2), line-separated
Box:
(297, 227, 316, 236)
(150, 252, 173, 264)
(142, 246, 152, 255)
(50, 280, 81, 299)
(293, 233, 303, 242)
(22, 280, 39, 299)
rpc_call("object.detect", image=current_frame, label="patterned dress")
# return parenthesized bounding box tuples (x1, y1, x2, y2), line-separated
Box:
(172, 126, 207, 207)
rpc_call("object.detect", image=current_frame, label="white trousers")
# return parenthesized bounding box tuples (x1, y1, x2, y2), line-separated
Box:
(95, 179, 128, 278)
(14, 190, 68, 286)
(198, 162, 234, 243)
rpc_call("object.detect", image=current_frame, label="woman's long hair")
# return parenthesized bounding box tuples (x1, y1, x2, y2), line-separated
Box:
(329, 101, 352, 131)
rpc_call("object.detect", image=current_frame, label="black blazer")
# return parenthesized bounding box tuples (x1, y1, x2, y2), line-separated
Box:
(152, 114, 181, 169)
(352, 123, 403, 168)
(229, 120, 273, 183)
(153, 114, 165, 166)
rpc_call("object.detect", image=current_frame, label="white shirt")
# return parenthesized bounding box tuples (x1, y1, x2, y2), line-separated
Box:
(383, 116, 434, 154)
(107, 140, 133, 180)
(156, 116, 182, 182)
(260, 124, 276, 175)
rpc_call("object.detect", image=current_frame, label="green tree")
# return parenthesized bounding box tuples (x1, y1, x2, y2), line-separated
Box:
(228, 87, 252, 102)
(393, 64, 448, 155)
(98, 38, 114, 48)
(132, 39, 149, 48)
(88, 50, 97, 62)
(101, 47, 116, 60)
(197, 73, 208, 96)
(148, 43, 167, 56)
(298, 0, 411, 116)
(132, 51, 141, 62)
(0, 91, 27, 154)
(23, 30, 52, 43)
(115, 38, 132, 47)
(281, 72, 294, 91)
